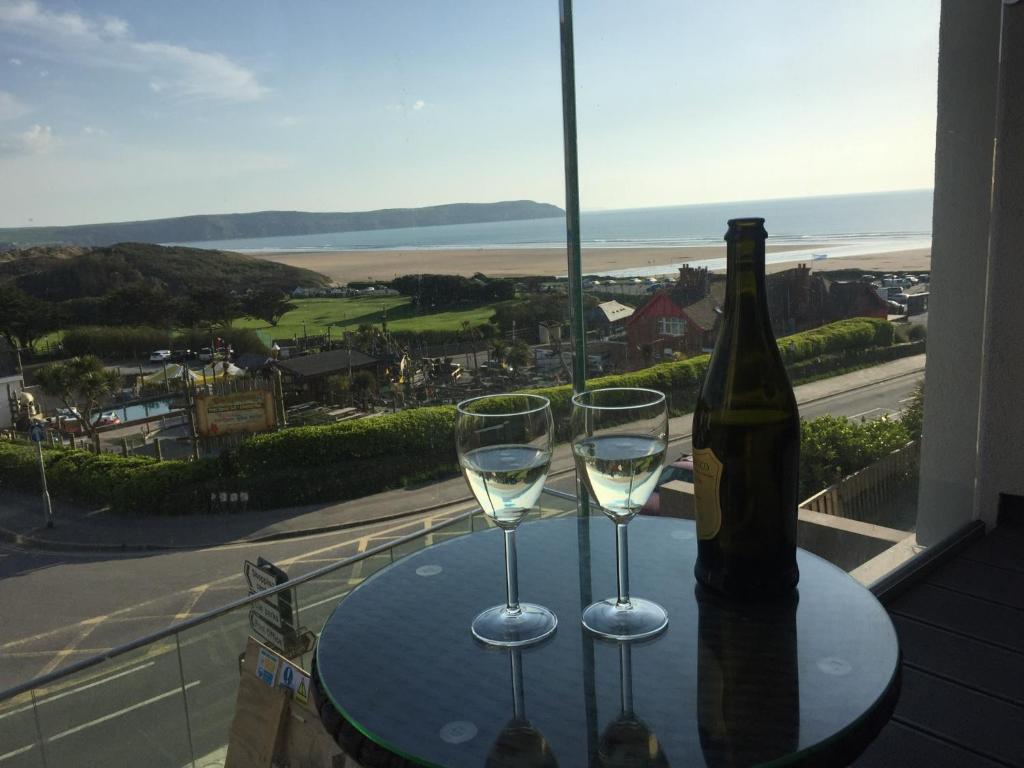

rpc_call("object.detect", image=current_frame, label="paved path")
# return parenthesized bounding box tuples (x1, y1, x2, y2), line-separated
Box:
(0, 354, 925, 553)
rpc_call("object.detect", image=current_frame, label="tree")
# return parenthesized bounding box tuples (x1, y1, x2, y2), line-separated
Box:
(490, 339, 508, 368)
(506, 341, 531, 371)
(101, 283, 178, 328)
(0, 283, 59, 350)
(180, 287, 240, 328)
(901, 380, 924, 440)
(241, 289, 297, 327)
(35, 356, 120, 440)
(461, 320, 481, 371)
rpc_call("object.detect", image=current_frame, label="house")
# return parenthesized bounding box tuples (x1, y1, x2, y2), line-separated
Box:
(272, 348, 381, 400)
(586, 300, 634, 337)
(626, 266, 722, 362)
(627, 263, 891, 364)
(826, 280, 890, 322)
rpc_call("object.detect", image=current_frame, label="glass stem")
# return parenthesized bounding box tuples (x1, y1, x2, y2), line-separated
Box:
(510, 648, 526, 721)
(504, 527, 521, 616)
(620, 641, 634, 716)
(615, 523, 631, 608)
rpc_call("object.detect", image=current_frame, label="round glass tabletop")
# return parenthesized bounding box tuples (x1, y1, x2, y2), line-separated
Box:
(315, 516, 900, 767)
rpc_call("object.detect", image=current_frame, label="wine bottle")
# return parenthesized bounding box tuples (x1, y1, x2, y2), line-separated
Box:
(692, 218, 800, 598)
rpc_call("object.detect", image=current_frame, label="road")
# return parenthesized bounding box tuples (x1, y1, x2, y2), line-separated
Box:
(0, 369, 923, 766)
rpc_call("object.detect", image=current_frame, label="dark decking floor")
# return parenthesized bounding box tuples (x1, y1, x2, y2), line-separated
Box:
(854, 508, 1024, 768)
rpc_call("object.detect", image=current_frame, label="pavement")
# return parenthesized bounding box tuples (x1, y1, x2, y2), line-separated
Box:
(0, 354, 925, 554)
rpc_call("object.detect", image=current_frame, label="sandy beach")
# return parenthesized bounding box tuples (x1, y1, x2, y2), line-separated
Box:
(252, 245, 931, 283)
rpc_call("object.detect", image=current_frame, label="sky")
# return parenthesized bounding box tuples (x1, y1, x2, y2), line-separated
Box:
(0, 0, 940, 228)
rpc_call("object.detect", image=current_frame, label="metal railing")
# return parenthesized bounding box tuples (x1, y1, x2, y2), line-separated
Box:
(0, 489, 579, 768)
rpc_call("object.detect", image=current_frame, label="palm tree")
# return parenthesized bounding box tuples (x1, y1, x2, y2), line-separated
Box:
(461, 320, 481, 372)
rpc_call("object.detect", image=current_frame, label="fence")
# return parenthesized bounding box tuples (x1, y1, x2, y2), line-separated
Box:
(801, 440, 921, 527)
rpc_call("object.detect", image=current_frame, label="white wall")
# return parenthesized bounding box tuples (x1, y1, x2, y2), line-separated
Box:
(974, 2, 1024, 528)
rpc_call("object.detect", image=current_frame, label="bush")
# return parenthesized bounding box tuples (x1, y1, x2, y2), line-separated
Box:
(59, 325, 268, 359)
(63, 327, 174, 359)
(0, 441, 219, 515)
(799, 415, 912, 500)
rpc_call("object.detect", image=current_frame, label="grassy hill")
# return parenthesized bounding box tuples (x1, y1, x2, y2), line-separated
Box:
(0, 200, 564, 247)
(0, 242, 328, 300)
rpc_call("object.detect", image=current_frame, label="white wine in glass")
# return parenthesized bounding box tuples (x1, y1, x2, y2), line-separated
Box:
(572, 387, 669, 641)
(456, 394, 557, 647)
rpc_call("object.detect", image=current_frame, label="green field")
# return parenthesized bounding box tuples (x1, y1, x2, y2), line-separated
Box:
(233, 297, 497, 339)
(31, 297, 498, 354)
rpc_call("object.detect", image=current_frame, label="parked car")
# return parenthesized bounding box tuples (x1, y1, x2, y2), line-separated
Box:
(170, 349, 195, 363)
(198, 347, 215, 363)
(641, 456, 695, 516)
(94, 412, 122, 428)
(149, 349, 172, 363)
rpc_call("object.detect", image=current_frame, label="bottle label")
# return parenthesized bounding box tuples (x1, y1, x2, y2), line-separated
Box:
(693, 447, 723, 540)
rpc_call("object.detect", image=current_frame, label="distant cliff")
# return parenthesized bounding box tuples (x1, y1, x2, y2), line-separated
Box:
(0, 200, 565, 248)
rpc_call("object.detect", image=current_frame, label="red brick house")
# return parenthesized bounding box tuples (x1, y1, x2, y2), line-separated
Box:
(626, 272, 724, 363)
(626, 263, 890, 367)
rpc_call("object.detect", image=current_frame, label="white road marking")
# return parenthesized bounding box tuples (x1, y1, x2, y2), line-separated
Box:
(48, 680, 201, 742)
(0, 678, 200, 763)
(0, 744, 35, 762)
(848, 407, 893, 420)
(0, 662, 156, 721)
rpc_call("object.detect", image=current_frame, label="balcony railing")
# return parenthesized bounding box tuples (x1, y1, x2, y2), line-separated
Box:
(0, 489, 579, 768)
(802, 440, 920, 529)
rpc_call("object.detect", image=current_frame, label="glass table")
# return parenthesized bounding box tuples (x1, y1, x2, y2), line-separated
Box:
(313, 516, 900, 767)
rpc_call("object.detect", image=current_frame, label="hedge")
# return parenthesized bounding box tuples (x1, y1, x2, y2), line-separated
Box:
(0, 317, 901, 514)
(61, 326, 268, 359)
(0, 442, 219, 515)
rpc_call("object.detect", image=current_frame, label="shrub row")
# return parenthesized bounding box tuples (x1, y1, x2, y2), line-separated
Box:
(0, 442, 219, 515)
(61, 326, 268, 359)
(0, 317, 900, 514)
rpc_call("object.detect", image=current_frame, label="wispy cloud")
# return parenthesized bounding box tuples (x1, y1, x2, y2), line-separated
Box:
(9, 57, 22, 66)
(0, 0, 267, 102)
(0, 90, 30, 121)
(19, 124, 57, 153)
(385, 99, 428, 113)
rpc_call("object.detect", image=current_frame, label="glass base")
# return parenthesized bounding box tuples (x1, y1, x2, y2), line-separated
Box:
(581, 597, 668, 641)
(472, 603, 558, 647)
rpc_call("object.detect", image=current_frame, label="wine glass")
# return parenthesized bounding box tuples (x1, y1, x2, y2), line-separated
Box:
(456, 393, 557, 647)
(572, 387, 669, 640)
(486, 649, 559, 767)
(597, 642, 670, 768)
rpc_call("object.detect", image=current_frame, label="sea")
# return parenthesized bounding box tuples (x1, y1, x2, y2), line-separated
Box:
(176, 189, 933, 277)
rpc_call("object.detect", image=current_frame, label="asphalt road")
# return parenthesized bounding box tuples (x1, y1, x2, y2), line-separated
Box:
(0, 370, 923, 767)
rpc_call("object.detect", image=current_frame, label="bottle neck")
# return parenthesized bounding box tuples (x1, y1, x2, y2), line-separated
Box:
(723, 236, 770, 323)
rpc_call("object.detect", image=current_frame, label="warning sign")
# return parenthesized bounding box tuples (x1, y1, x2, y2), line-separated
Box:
(255, 648, 279, 687)
(295, 679, 309, 707)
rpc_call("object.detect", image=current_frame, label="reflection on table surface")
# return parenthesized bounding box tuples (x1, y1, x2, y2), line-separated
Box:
(315, 516, 900, 768)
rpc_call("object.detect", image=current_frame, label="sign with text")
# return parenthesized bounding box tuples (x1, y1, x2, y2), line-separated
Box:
(245, 558, 299, 655)
(196, 390, 276, 437)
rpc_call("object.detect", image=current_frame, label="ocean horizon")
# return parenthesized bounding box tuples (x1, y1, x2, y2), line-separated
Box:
(175, 189, 934, 257)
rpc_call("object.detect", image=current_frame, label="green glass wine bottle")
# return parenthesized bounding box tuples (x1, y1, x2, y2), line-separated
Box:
(692, 218, 800, 599)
